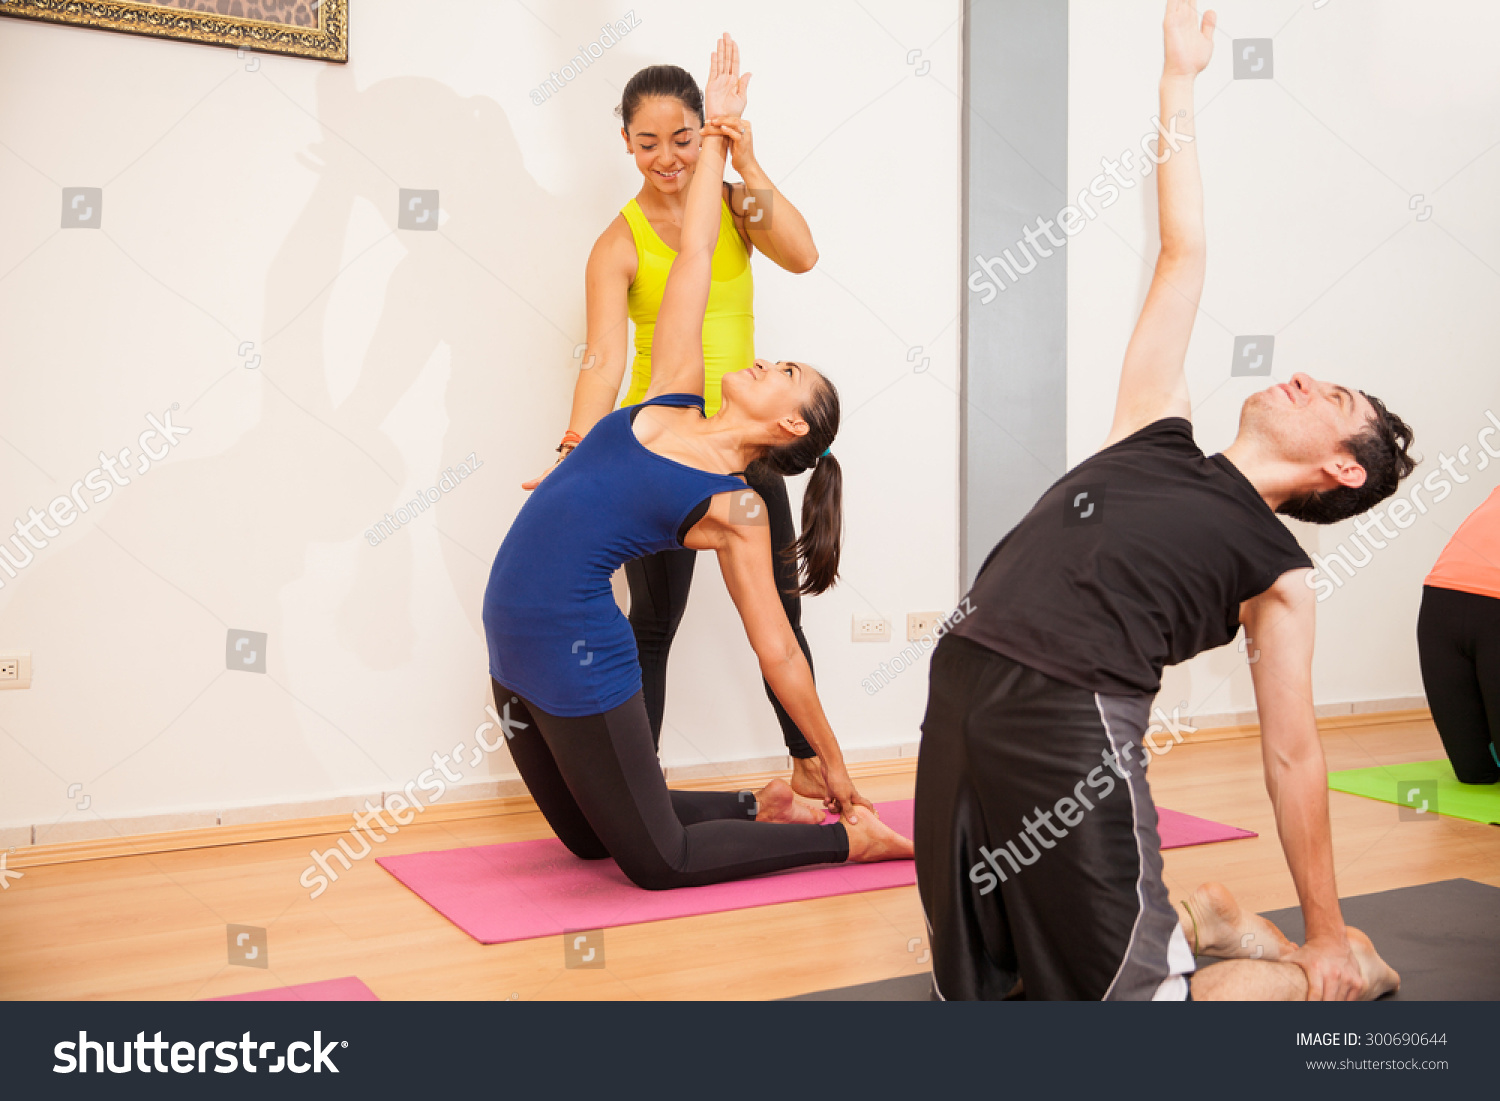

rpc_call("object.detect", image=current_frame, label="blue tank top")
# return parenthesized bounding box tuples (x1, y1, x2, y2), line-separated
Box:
(483, 393, 748, 716)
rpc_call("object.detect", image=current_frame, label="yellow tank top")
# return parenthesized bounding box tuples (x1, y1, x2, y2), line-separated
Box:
(618, 196, 754, 417)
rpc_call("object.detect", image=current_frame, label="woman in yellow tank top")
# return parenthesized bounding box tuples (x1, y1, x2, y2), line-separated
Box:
(616, 195, 755, 417)
(523, 61, 827, 799)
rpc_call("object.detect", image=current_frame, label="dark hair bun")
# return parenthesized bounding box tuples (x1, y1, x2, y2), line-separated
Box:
(617, 65, 705, 128)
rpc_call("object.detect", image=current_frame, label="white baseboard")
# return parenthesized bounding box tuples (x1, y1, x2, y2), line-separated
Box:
(2, 697, 1426, 852)
(1187, 694, 1428, 732)
(3, 744, 926, 852)
(10, 779, 535, 851)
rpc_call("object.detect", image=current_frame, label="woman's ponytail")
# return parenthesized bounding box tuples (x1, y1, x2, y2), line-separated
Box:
(747, 372, 842, 596)
(790, 452, 841, 595)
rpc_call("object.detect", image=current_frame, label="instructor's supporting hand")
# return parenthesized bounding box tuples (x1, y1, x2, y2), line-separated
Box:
(522, 445, 572, 491)
(1289, 934, 1363, 1001)
(702, 116, 759, 179)
(521, 461, 555, 492)
(1163, 0, 1216, 77)
(523, 433, 579, 490)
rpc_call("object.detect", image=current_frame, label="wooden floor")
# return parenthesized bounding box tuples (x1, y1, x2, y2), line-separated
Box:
(3, 715, 1495, 1001)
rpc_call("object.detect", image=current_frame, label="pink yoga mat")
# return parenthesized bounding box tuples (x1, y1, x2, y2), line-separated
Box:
(380, 801, 917, 945)
(1158, 806, 1257, 847)
(379, 799, 1255, 945)
(209, 977, 379, 1002)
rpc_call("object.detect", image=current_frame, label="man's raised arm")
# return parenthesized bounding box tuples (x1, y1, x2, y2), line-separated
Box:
(1102, 0, 1216, 450)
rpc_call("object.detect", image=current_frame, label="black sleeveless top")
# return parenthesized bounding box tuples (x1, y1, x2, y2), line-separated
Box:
(952, 418, 1312, 696)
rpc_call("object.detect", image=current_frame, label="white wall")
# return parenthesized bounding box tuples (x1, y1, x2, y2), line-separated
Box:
(0, 0, 962, 841)
(1068, 0, 1500, 726)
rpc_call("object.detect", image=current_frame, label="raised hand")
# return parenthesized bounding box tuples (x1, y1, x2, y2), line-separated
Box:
(1163, 0, 1216, 77)
(702, 32, 751, 121)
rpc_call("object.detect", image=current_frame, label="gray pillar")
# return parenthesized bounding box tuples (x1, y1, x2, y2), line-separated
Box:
(960, 0, 1069, 587)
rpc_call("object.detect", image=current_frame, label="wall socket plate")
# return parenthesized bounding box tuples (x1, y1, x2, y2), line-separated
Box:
(0, 651, 32, 689)
(907, 612, 945, 641)
(851, 615, 890, 643)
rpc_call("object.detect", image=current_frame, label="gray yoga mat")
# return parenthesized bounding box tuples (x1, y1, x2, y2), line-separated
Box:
(1253, 877, 1500, 1002)
(783, 879, 1500, 1001)
(784, 972, 936, 1001)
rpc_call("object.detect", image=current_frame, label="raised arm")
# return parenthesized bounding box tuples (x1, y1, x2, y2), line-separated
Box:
(1242, 572, 1363, 1000)
(644, 34, 750, 402)
(1101, 0, 1215, 450)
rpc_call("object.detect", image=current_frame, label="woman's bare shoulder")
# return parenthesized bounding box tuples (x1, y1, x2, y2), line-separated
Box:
(587, 212, 637, 280)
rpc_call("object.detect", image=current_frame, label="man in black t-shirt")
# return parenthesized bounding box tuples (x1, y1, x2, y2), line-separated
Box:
(916, 0, 1416, 1002)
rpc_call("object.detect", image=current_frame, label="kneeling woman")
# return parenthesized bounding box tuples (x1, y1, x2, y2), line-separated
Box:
(482, 35, 911, 889)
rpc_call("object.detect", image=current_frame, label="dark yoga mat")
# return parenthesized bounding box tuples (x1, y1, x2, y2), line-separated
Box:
(1254, 878, 1500, 1001)
(784, 973, 936, 1001)
(784, 879, 1500, 1001)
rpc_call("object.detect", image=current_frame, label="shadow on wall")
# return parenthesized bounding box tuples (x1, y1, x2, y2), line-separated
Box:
(7, 57, 615, 805)
(274, 63, 586, 665)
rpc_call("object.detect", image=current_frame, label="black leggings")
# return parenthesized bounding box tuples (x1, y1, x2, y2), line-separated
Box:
(625, 466, 817, 758)
(1417, 585, 1500, 784)
(492, 679, 848, 890)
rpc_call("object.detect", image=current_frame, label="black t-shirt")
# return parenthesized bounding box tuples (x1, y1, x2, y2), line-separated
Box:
(952, 417, 1313, 697)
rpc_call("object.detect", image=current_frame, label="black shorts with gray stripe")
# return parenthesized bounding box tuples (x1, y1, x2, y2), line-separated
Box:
(913, 634, 1195, 1000)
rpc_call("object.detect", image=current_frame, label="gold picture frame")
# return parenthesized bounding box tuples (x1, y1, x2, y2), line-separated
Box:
(0, 0, 347, 62)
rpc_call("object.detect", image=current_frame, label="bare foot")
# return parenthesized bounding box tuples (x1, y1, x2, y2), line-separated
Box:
(843, 809, 914, 863)
(753, 779, 824, 825)
(790, 757, 827, 801)
(1180, 881, 1297, 961)
(1346, 927, 1401, 999)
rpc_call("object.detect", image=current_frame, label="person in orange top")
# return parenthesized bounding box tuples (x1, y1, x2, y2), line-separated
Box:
(1418, 486, 1500, 784)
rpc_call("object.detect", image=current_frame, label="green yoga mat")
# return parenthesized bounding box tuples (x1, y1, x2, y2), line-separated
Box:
(1328, 759, 1500, 825)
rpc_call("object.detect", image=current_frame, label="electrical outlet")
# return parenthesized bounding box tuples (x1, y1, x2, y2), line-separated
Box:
(0, 651, 31, 689)
(851, 615, 889, 643)
(907, 612, 945, 641)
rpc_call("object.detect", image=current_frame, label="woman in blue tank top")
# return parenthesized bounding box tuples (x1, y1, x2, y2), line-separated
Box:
(481, 35, 912, 889)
